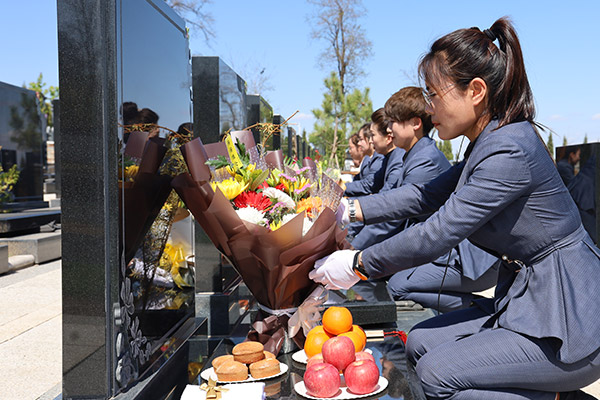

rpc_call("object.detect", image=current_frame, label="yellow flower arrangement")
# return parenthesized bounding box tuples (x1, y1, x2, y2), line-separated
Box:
(210, 178, 249, 200)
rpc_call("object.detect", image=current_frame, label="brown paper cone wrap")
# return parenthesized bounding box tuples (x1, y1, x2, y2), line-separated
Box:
(172, 141, 351, 354)
(265, 150, 284, 170)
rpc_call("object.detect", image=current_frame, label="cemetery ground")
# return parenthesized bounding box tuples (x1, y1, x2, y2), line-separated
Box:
(0, 259, 599, 399)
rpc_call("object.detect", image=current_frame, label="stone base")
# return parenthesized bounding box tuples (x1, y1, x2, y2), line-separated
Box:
(8, 255, 35, 271)
(0, 244, 8, 274)
(195, 286, 243, 336)
(0, 231, 61, 264)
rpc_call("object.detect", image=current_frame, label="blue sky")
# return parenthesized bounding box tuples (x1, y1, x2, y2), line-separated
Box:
(1, 1, 599, 151)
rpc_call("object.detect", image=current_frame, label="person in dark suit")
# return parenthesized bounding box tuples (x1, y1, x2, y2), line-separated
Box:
(344, 109, 404, 197)
(311, 17, 600, 399)
(347, 133, 363, 177)
(354, 123, 384, 182)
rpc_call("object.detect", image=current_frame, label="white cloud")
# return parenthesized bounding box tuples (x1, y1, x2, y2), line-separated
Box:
(592, 114, 600, 120)
(290, 112, 314, 122)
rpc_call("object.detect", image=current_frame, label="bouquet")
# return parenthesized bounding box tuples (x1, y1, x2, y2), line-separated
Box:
(172, 131, 351, 353)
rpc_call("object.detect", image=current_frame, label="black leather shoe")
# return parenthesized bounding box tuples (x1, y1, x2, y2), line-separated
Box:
(560, 391, 599, 400)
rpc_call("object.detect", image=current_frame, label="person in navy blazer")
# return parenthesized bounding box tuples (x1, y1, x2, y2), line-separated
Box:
(311, 17, 600, 399)
(354, 86, 497, 311)
(352, 123, 384, 182)
(344, 109, 403, 197)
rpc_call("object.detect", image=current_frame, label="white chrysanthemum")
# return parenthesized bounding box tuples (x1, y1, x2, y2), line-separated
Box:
(279, 214, 314, 236)
(262, 187, 295, 209)
(236, 207, 268, 227)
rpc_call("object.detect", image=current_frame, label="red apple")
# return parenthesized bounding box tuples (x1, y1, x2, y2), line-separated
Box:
(355, 351, 375, 363)
(344, 359, 380, 395)
(307, 353, 325, 369)
(303, 363, 341, 398)
(322, 336, 356, 372)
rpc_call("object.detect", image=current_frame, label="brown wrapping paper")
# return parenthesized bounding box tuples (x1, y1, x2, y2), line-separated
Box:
(171, 139, 351, 354)
(265, 150, 284, 170)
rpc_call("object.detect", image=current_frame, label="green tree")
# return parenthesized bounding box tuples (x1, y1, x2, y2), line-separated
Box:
(309, 72, 372, 167)
(562, 135, 567, 146)
(27, 73, 59, 128)
(0, 165, 20, 209)
(547, 133, 554, 157)
(437, 140, 453, 161)
(584, 134, 589, 144)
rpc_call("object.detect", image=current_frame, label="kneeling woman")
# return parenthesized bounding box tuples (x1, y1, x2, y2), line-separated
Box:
(310, 17, 600, 399)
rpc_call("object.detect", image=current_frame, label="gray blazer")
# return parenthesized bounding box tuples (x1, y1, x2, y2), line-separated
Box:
(359, 120, 600, 364)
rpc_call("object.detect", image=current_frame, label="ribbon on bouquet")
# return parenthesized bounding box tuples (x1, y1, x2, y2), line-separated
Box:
(288, 285, 328, 338)
(247, 286, 329, 355)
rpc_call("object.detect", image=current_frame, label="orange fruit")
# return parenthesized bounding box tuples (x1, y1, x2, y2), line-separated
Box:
(306, 325, 328, 337)
(339, 330, 366, 352)
(351, 324, 367, 345)
(322, 306, 353, 335)
(304, 331, 332, 358)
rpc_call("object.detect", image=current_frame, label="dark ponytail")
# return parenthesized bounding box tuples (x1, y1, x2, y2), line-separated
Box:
(419, 17, 535, 128)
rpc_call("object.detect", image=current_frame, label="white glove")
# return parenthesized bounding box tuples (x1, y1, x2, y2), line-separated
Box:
(309, 249, 360, 290)
(336, 197, 350, 228)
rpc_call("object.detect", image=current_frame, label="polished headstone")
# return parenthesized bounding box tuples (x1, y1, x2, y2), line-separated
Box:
(0, 81, 44, 205)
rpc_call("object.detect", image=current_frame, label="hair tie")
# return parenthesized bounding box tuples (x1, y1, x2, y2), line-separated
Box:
(483, 28, 496, 41)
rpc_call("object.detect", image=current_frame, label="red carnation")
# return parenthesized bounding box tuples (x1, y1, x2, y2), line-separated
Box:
(233, 191, 272, 211)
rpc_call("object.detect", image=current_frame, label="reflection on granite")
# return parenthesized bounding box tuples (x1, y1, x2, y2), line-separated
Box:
(192, 57, 247, 144)
(557, 143, 599, 245)
(246, 94, 273, 148)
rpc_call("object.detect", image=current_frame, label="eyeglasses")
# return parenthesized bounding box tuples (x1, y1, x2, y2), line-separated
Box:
(422, 83, 456, 107)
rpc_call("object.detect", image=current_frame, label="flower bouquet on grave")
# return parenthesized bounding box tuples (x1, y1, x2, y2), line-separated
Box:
(171, 130, 351, 354)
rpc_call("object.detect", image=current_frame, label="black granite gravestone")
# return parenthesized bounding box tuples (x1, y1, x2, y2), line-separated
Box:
(58, 1, 200, 398)
(0, 81, 44, 206)
(246, 94, 274, 149)
(192, 56, 247, 145)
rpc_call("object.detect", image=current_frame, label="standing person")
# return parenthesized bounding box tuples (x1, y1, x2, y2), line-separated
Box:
(344, 109, 404, 197)
(311, 17, 600, 399)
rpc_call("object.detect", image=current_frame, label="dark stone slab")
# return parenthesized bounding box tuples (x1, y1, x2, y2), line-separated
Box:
(0, 209, 60, 235)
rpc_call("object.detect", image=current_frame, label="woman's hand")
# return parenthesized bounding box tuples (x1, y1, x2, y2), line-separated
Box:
(309, 250, 360, 290)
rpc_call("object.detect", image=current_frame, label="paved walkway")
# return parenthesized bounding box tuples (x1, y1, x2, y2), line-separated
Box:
(0, 260, 598, 399)
(0, 260, 61, 400)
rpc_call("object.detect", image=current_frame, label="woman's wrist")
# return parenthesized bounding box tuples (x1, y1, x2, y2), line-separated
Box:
(355, 199, 364, 222)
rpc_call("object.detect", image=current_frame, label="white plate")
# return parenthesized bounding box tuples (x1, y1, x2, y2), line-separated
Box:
(294, 376, 388, 399)
(200, 362, 288, 384)
(292, 348, 373, 365)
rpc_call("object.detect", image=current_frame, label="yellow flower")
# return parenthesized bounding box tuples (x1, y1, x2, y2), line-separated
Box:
(270, 220, 282, 231)
(124, 165, 139, 181)
(210, 178, 249, 200)
(296, 197, 324, 219)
